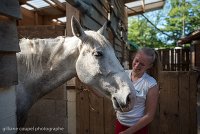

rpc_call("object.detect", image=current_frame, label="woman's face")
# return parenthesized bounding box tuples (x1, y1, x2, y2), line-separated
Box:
(132, 51, 152, 75)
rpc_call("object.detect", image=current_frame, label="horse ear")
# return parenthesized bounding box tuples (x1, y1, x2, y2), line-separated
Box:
(97, 21, 111, 36)
(71, 16, 85, 37)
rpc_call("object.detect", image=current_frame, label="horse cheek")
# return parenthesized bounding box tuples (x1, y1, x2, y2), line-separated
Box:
(76, 57, 92, 84)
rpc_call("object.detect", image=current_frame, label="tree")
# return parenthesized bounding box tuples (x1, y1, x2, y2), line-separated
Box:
(163, 0, 200, 45)
(128, 16, 165, 48)
(128, 0, 200, 47)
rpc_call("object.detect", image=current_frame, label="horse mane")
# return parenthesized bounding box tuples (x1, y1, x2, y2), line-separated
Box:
(18, 36, 65, 78)
(47, 37, 65, 68)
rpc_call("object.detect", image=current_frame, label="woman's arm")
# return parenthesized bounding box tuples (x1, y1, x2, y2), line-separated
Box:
(120, 85, 159, 134)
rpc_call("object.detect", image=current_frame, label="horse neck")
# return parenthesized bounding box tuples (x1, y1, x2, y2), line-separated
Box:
(16, 37, 80, 115)
(37, 37, 80, 93)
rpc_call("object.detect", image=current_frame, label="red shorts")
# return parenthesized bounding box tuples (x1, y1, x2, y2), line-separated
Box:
(114, 120, 148, 134)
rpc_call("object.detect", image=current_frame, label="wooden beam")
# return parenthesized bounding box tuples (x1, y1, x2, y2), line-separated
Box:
(44, 14, 66, 19)
(26, 3, 37, 10)
(21, 3, 65, 17)
(50, 0, 66, 12)
(43, 0, 65, 13)
(125, 0, 140, 4)
(178, 30, 200, 44)
(127, 1, 164, 16)
(34, 12, 39, 25)
(0, 15, 11, 21)
(66, 2, 79, 36)
(19, 0, 28, 5)
(141, 0, 145, 12)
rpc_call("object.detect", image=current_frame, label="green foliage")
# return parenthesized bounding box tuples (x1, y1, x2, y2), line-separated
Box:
(163, 0, 200, 45)
(128, 0, 200, 48)
(128, 17, 165, 48)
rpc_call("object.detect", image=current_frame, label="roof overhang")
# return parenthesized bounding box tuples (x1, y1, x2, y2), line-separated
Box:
(19, 0, 66, 23)
(125, 0, 165, 16)
(178, 29, 200, 45)
(19, 0, 66, 15)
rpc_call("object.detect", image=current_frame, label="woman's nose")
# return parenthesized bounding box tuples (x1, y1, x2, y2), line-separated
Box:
(134, 62, 140, 68)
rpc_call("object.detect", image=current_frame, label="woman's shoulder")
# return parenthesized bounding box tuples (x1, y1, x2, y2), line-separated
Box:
(144, 73, 157, 88)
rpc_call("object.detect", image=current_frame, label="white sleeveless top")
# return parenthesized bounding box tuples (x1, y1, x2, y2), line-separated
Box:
(116, 70, 157, 126)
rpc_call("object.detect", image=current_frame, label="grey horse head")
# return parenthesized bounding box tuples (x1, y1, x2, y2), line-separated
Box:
(71, 16, 136, 112)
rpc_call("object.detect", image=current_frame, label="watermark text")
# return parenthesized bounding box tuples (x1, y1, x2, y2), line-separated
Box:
(2, 126, 64, 133)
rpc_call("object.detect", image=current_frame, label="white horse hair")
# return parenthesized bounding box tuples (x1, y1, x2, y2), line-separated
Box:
(18, 36, 65, 78)
(16, 16, 136, 127)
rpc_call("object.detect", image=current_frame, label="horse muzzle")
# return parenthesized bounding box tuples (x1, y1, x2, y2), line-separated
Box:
(112, 92, 135, 112)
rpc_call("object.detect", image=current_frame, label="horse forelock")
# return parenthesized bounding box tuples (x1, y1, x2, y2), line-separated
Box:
(18, 36, 65, 78)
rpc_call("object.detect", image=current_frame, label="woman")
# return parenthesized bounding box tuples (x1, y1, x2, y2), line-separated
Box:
(115, 47, 161, 134)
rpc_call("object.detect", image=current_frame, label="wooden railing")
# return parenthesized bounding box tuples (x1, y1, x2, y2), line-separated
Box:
(157, 48, 190, 71)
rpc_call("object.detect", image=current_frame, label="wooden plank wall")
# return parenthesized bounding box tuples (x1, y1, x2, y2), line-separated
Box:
(18, 8, 64, 26)
(149, 71, 197, 134)
(76, 79, 116, 134)
(157, 48, 190, 71)
(17, 25, 65, 39)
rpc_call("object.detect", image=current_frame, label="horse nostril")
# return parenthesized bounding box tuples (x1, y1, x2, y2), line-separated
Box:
(126, 94, 131, 104)
(113, 97, 120, 108)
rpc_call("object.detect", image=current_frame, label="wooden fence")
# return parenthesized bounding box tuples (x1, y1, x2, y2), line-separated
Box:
(149, 71, 197, 134)
(74, 71, 197, 134)
(75, 79, 116, 134)
(157, 48, 190, 71)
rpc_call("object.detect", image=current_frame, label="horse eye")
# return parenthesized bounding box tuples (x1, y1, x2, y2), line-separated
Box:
(93, 51, 103, 57)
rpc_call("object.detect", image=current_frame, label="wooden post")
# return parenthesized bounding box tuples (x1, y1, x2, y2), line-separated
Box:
(0, 1, 21, 131)
(0, 86, 17, 134)
(65, 2, 80, 134)
(66, 2, 79, 36)
(34, 11, 38, 25)
(193, 40, 200, 68)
